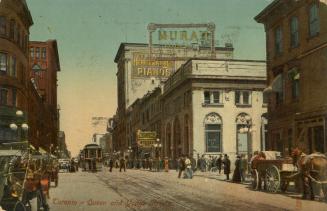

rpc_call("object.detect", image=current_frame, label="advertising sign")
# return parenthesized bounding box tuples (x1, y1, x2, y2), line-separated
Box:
(137, 130, 157, 148)
(132, 52, 175, 78)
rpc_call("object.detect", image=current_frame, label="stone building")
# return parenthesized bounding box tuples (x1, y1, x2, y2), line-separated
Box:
(161, 59, 267, 160)
(0, 0, 33, 143)
(113, 42, 234, 152)
(255, 0, 327, 155)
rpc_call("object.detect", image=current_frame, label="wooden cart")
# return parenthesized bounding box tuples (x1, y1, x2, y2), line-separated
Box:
(250, 151, 299, 193)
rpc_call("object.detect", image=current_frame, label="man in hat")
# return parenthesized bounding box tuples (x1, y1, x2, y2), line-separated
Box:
(222, 154, 231, 180)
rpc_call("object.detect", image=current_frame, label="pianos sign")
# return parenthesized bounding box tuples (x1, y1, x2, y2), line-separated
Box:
(137, 130, 157, 148)
(132, 52, 175, 78)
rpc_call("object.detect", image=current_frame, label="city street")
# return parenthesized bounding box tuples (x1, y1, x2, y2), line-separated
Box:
(48, 169, 327, 211)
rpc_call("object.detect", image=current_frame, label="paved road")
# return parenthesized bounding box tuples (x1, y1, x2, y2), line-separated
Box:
(48, 168, 327, 211)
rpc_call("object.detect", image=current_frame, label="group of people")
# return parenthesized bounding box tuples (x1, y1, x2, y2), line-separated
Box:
(107, 156, 127, 172)
(177, 155, 194, 179)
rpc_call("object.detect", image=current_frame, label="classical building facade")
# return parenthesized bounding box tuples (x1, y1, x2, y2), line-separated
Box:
(0, 0, 33, 143)
(113, 42, 234, 152)
(161, 59, 267, 160)
(255, 0, 327, 155)
(124, 59, 267, 162)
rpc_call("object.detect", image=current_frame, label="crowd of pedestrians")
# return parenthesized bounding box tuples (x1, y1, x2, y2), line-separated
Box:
(104, 153, 249, 183)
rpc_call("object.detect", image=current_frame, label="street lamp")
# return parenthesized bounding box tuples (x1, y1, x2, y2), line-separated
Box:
(9, 110, 29, 146)
(153, 138, 162, 171)
(238, 116, 255, 161)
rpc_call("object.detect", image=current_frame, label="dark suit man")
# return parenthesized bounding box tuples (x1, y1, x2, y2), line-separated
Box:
(109, 159, 114, 172)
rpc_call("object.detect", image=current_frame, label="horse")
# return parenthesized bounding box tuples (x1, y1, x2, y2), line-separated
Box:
(292, 148, 327, 201)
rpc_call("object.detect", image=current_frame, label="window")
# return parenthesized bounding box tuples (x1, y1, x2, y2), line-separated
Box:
(204, 113, 222, 153)
(204, 91, 210, 104)
(12, 88, 16, 107)
(290, 17, 299, 48)
(36, 47, 40, 59)
(203, 90, 223, 104)
(309, 3, 319, 37)
(30, 48, 34, 58)
(9, 20, 15, 40)
(288, 68, 300, 100)
(235, 90, 251, 105)
(0, 53, 7, 73)
(42, 48, 46, 59)
(0, 16, 6, 36)
(10, 56, 16, 77)
(275, 26, 283, 55)
(0, 88, 8, 105)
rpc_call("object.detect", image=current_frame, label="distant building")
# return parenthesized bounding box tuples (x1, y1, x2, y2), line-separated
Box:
(0, 0, 33, 142)
(255, 0, 327, 155)
(127, 58, 267, 161)
(57, 131, 70, 158)
(113, 42, 234, 152)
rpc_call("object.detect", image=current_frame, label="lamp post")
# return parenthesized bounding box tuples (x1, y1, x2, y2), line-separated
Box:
(9, 110, 29, 148)
(238, 116, 255, 161)
(153, 138, 162, 171)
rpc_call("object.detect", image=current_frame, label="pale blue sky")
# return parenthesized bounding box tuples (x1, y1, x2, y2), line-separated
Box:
(27, 0, 271, 155)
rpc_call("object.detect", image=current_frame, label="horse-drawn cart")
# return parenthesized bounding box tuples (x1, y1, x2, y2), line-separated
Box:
(250, 151, 298, 193)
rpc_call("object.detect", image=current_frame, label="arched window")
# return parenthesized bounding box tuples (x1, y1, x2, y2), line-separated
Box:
(204, 113, 222, 152)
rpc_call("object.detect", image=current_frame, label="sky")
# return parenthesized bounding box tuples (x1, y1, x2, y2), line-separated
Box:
(26, 0, 272, 156)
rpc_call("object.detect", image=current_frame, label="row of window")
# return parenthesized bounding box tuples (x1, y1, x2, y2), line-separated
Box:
(0, 52, 17, 77)
(274, 3, 319, 55)
(0, 87, 17, 107)
(0, 16, 29, 53)
(274, 68, 300, 106)
(203, 90, 256, 105)
(30, 47, 47, 60)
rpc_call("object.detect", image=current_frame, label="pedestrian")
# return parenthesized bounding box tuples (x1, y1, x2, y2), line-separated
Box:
(119, 157, 126, 172)
(164, 157, 169, 172)
(222, 154, 231, 180)
(240, 154, 248, 182)
(216, 154, 222, 174)
(232, 155, 242, 183)
(200, 155, 206, 172)
(184, 155, 193, 179)
(109, 158, 114, 172)
(178, 155, 186, 178)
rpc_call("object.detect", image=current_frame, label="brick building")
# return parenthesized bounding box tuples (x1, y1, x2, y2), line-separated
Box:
(0, 0, 33, 143)
(255, 0, 327, 155)
(28, 40, 61, 150)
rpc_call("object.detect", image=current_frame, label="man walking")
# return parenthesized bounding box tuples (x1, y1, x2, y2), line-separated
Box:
(185, 155, 193, 179)
(178, 155, 186, 178)
(119, 157, 126, 172)
(222, 154, 231, 180)
(109, 158, 114, 172)
(216, 154, 222, 174)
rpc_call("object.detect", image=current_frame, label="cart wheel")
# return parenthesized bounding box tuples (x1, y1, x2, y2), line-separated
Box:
(280, 180, 288, 192)
(265, 165, 280, 193)
(14, 201, 29, 211)
(251, 169, 259, 190)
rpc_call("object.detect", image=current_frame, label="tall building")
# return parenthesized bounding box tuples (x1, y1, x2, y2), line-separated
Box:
(0, 0, 33, 143)
(113, 42, 234, 151)
(27, 40, 60, 150)
(255, 0, 327, 155)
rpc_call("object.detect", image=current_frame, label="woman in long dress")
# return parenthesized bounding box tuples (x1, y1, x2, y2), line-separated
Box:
(232, 155, 242, 183)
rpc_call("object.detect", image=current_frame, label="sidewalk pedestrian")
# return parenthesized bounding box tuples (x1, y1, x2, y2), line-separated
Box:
(222, 154, 231, 180)
(178, 155, 186, 178)
(109, 158, 114, 172)
(232, 155, 241, 183)
(240, 154, 248, 182)
(119, 157, 126, 172)
(184, 155, 193, 179)
(216, 154, 222, 174)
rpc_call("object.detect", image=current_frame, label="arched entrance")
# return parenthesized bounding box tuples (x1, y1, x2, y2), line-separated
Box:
(173, 117, 181, 159)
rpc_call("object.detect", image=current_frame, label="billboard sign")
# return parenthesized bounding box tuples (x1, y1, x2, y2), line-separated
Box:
(132, 52, 175, 78)
(137, 130, 157, 148)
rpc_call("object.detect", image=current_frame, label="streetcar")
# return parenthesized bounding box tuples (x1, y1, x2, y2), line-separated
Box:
(81, 144, 102, 172)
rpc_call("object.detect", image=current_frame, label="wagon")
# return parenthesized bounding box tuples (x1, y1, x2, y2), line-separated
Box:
(250, 151, 299, 193)
(0, 145, 49, 211)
